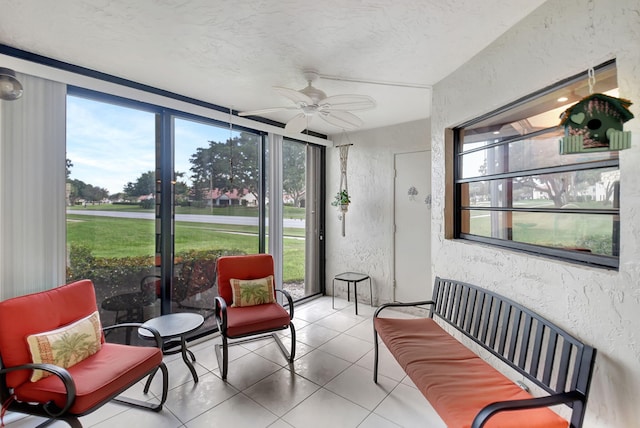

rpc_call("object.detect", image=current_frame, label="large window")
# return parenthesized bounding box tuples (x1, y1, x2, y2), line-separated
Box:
(454, 61, 620, 269)
(66, 89, 325, 339)
(66, 94, 159, 328)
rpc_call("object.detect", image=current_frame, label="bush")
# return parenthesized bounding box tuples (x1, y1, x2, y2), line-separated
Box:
(576, 234, 613, 256)
(66, 244, 246, 292)
(140, 198, 155, 209)
(67, 243, 156, 287)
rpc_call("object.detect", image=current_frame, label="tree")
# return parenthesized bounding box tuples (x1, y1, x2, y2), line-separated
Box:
(188, 132, 260, 203)
(174, 171, 189, 205)
(124, 170, 155, 198)
(282, 141, 306, 207)
(66, 158, 73, 178)
(67, 178, 109, 204)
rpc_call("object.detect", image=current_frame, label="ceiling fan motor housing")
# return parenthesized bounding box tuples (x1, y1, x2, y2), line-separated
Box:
(299, 85, 326, 105)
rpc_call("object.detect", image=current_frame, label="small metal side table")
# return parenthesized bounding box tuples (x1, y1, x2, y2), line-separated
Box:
(138, 312, 204, 388)
(332, 272, 372, 315)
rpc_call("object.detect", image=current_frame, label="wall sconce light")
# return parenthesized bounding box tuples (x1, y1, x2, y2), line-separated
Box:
(0, 67, 24, 100)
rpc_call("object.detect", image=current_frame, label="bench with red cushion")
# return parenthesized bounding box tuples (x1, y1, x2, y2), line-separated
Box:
(0, 280, 168, 426)
(373, 277, 596, 428)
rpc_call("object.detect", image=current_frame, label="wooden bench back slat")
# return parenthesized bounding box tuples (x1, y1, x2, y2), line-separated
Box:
(431, 277, 596, 408)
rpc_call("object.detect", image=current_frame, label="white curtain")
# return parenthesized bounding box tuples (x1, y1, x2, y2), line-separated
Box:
(0, 72, 66, 300)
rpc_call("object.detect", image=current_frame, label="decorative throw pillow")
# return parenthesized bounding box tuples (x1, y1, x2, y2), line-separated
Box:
(26, 311, 102, 382)
(230, 275, 276, 307)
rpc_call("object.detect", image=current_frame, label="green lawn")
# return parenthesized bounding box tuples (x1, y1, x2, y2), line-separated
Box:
(468, 206, 615, 255)
(68, 203, 307, 219)
(67, 214, 306, 282)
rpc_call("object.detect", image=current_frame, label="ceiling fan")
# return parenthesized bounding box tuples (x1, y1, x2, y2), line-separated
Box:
(239, 70, 376, 133)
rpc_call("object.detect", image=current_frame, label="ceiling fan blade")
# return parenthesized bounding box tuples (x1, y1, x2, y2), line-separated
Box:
(319, 110, 364, 129)
(273, 86, 313, 105)
(319, 94, 376, 111)
(284, 113, 309, 133)
(238, 106, 298, 117)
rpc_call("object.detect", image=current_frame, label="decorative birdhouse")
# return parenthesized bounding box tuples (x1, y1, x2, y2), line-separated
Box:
(559, 93, 634, 154)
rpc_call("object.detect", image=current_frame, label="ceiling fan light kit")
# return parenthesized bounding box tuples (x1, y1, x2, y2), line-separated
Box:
(239, 69, 376, 134)
(0, 67, 23, 101)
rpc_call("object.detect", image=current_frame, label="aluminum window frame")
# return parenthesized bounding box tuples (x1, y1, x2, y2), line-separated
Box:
(453, 60, 620, 269)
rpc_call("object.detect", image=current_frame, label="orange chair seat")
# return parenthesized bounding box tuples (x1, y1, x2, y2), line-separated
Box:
(13, 343, 162, 415)
(374, 317, 568, 428)
(226, 303, 291, 337)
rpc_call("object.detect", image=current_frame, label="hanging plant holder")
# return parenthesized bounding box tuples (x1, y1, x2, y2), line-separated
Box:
(334, 143, 352, 237)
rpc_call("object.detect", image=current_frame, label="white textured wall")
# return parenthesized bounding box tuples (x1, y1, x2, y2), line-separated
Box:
(431, 1, 640, 427)
(326, 119, 430, 305)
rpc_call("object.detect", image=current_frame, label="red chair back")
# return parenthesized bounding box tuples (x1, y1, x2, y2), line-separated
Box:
(217, 254, 275, 305)
(0, 280, 101, 388)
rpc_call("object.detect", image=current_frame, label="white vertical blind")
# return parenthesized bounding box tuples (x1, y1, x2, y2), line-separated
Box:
(0, 72, 66, 300)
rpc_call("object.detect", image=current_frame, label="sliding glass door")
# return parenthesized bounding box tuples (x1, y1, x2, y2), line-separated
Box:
(282, 139, 323, 300)
(66, 94, 158, 328)
(66, 88, 324, 338)
(172, 117, 262, 329)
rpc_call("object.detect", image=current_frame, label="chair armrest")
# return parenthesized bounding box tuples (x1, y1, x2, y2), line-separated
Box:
(276, 289, 294, 320)
(214, 296, 227, 333)
(0, 363, 76, 417)
(471, 391, 584, 428)
(103, 322, 163, 349)
(373, 300, 434, 318)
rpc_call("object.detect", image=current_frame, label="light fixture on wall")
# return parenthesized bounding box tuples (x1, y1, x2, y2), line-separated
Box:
(0, 67, 24, 100)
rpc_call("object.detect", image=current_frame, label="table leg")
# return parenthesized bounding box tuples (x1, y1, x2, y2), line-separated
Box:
(181, 335, 199, 383)
(332, 278, 336, 309)
(369, 277, 373, 307)
(353, 281, 358, 315)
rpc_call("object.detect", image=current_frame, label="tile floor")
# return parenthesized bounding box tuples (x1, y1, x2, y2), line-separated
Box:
(6, 296, 446, 428)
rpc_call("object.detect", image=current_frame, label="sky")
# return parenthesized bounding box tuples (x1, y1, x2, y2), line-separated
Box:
(67, 96, 234, 195)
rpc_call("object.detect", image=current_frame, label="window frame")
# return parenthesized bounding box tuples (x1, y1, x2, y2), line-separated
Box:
(452, 60, 620, 269)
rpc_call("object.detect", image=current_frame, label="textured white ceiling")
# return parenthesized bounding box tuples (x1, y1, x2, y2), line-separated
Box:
(0, 0, 547, 135)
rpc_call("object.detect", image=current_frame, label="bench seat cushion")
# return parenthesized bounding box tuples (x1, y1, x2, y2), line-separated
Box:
(374, 317, 568, 428)
(13, 343, 162, 415)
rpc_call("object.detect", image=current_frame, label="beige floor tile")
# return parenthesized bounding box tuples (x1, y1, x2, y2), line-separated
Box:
(243, 368, 320, 416)
(185, 393, 277, 428)
(295, 323, 340, 347)
(164, 372, 239, 422)
(374, 383, 445, 428)
(289, 348, 351, 386)
(318, 333, 373, 363)
(282, 388, 369, 428)
(324, 364, 398, 411)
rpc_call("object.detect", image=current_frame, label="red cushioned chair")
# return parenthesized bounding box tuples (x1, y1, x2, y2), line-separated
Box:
(0, 280, 168, 427)
(214, 254, 295, 380)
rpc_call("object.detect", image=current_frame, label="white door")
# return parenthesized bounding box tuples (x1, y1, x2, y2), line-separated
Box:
(394, 151, 431, 302)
